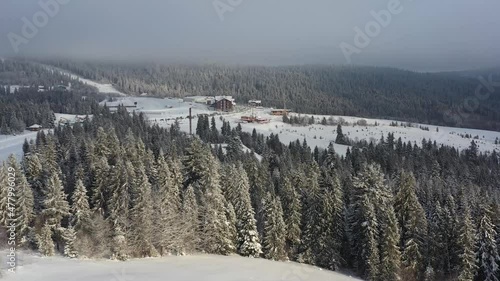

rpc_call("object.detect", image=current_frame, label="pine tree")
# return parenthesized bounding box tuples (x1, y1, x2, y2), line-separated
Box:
(349, 164, 382, 280)
(37, 223, 55, 256)
(377, 186, 402, 281)
(90, 156, 110, 215)
(14, 171, 35, 246)
(62, 226, 78, 258)
(0, 164, 9, 227)
(316, 169, 344, 270)
(182, 185, 199, 252)
(223, 164, 262, 257)
(476, 206, 500, 281)
(71, 179, 91, 233)
(129, 164, 158, 257)
(42, 173, 70, 227)
(394, 171, 427, 279)
(279, 175, 302, 259)
(457, 204, 477, 281)
(262, 194, 287, 261)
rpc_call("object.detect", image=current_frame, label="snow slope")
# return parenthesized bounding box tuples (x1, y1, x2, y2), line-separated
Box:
(112, 97, 500, 156)
(0, 131, 43, 161)
(41, 64, 126, 96)
(2, 253, 361, 281)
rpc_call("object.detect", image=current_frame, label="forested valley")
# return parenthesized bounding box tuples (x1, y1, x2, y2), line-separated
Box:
(1, 91, 500, 281)
(39, 59, 500, 131)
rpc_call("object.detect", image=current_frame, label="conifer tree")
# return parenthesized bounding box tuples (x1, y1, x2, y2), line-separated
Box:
(42, 172, 70, 227)
(262, 194, 287, 261)
(377, 187, 401, 281)
(62, 226, 78, 258)
(278, 175, 301, 260)
(37, 223, 55, 256)
(129, 164, 158, 257)
(349, 164, 382, 280)
(394, 171, 427, 279)
(71, 179, 91, 233)
(457, 204, 477, 281)
(223, 164, 262, 257)
(476, 206, 500, 281)
(182, 185, 199, 252)
(15, 172, 35, 245)
(0, 164, 9, 227)
(90, 156, 110, 215)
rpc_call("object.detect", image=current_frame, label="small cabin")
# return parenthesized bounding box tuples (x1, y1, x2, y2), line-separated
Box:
(27, 124, 42, 131)
(248, 100, 262, 106)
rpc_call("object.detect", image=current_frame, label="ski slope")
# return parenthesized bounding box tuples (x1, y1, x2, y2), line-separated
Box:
(41, 64, 126, 96)
(2, 253, 361, 281)
(110, 97, 500, 156)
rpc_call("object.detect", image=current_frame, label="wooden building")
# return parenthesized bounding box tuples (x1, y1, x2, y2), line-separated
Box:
(213, 98, 234, 112)
(271, 109, 291, 116)
(27, 124, 42, 131)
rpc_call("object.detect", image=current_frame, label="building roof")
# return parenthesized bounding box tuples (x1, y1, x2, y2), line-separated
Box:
(28, 124, 42, 128)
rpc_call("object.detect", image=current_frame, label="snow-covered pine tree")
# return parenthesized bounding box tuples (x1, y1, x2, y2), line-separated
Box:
(299, 163, 321, 265)
(223, 164, 262, 257)
(349, 164, 382, 281)
(199, 158, 235, 255)
(278, 174, 301, 260)
(107, 161, 129, 233)
(14, 171, 35, 246)
(377, 184, 401, 281)
(476, 205, 500, 281)
(42, 172, 70, 227)
(71, 179, 91, 233)
(0, 164, 8, 227)
(182, 185, 199, 253)
(37, 223, 55, 256)
(316, 169, 344, 270)
(90, 156, 110, 215)
(457, 204, 477, 281)
(394, 171, 427, 279)
(62, 226, 78, 258)
(262, 193, 287, 261)
(23, 153, 43, 212)
(129, 163, 158, 257)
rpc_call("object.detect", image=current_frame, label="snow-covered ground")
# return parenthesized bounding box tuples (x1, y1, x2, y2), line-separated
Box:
(40, 64, 126, 96)
(1, 252, 361, 281)
(0, 131, 43, 161)
(110, 97, 500, 156)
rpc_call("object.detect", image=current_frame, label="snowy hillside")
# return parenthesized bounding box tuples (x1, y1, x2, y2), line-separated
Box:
(40, 64, 126, 96)
(2, 253, 361, 281)
(109, 97, 500, 156)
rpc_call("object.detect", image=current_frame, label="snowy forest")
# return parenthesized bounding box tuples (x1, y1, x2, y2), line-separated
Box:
(39, 59, 500, 131)
(1, 93, 500, 281)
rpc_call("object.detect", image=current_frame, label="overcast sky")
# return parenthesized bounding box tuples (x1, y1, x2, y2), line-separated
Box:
(0, 0, 499, 71)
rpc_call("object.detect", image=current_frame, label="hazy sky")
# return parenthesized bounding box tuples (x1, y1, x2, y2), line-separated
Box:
(1, 0, 499, 71)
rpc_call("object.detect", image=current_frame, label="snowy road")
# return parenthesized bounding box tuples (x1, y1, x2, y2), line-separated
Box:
(0, 131, 41, 161)
(2, 253, 361, 281)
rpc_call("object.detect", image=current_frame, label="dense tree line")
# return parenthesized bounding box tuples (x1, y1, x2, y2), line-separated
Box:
(41, 59, 500, 131)
(0, 59, 94, 92)
(1, 101, 499, 281)
(0, 90, 102, 134)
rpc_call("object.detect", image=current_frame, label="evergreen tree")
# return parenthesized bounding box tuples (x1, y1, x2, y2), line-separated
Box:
(349, 164, 382, 280)
(182, 185, 199, 252)
(14, 171, 35, 245)
(476, 206, 500, 281)
(62, 226, 78, 258)
(457, 204, 477, 281)
(279, 175, 302, 259)
(223, 164, 262, 257)
(71, 179, 91, 233)
(37, 223, 55, 256)
(42, 173, 70, 227)
(129, 164, 158, 257)
(394, 171, 427, 279)
(262, 194, 287, 261)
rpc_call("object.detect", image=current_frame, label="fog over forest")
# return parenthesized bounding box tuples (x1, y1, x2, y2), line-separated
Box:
(1, 0, 499, 71)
